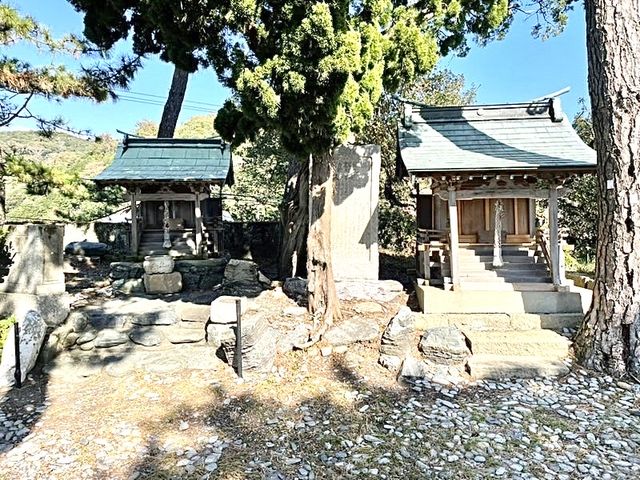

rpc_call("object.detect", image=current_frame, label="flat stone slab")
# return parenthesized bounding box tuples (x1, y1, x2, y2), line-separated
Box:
(175, 302, 210, 323)
(462, 329, 570, 359)
(165, 326, 205, 344)
(76, 330, 97, 345)
(130, 309, 177, 326)
(94, 329, 129, 348)
(336, 280, 403, 303)
(467, 354, 570, 379)
(354, 301, 385, 315)
(324, 317, 379, 347)
(128, 329, 163, 347)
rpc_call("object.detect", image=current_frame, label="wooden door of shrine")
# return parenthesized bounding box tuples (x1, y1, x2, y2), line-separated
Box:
(457, 198, 532, 244)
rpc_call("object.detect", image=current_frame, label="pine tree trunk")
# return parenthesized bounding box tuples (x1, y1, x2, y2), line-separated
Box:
(279, 156, 309, 279)
(157, 67, 189, 138)
(306, 151, 341, 340)
(574, 0, 640, 376)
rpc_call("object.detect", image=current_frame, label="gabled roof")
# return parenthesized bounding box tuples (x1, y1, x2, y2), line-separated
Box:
(398, 99, 596, 175)
(94, 137, 232, 184)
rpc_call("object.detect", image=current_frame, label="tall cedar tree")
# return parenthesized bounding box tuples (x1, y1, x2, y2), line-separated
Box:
(574, 0, 640, 377)
(0, 4, 139, 222)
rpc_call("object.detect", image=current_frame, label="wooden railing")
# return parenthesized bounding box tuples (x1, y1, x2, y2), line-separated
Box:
(535, 227, 568, 285)
(416, 229, 448, 281)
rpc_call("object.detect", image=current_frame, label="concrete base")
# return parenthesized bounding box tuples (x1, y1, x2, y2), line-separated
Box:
(462, 329, 570, 358)
(468, 354, 570, 379)
(415, 284, 584, 314)
(414, 312, 584, 332)
(0, 292, 71, 327)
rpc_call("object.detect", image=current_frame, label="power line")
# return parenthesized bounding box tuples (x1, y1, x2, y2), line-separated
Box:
(116, 95, 217, 114)
(115, 89, 222, 109)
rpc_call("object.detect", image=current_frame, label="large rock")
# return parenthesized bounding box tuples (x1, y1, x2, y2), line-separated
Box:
(0, 292, 71, 327)
(65, 241, 110, 257)
(109, 262, 144, 280)
(206, 323, 236, 349)
(210, 296, 248, 324)
(0, 311, 47, 387)
(219, 312, 278, 373)
(324, 317, 379, 347)
(283, 277, 307, 299)
(379, 307, 417, 371)
(143, 255, 174, 275)
(143, 272, 182, 294)
(222, 259, 264, 296)
(419, 326, 470, 365)
(128, 329, 163, 347)
(94, 329, 129, 348)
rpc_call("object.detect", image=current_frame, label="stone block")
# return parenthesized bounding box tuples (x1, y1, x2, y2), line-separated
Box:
(210, 296, 247, 324)
(0, 292, 71, 327)
(143, 272, 182, 294)
(224, 259, 258, 284)
(65, 241, 109, 257)
(143, 255, 175, 275)
(110, 262, 144, 280)
(175, 302, 210, 323)
(283, 277, 307, 298)
(113, 278, 144, 295)
(419, 326, 470, 365)
(0, 311, 47, 387)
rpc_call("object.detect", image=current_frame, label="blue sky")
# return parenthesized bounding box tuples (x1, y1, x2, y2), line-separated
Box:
(4, 1, 589, 137)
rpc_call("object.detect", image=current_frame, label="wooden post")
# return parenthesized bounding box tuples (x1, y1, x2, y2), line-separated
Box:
(162, 200, 171, 249)
(448, 187, 460, 290)
(493, 199, 504, 267)
(194, 190, 203, 257)
(549, 187, 562, 286)
(528, 199, 536, 237)
(130, 190, 138, 256)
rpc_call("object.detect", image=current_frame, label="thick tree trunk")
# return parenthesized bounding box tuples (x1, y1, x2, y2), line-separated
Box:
(574, 0, 640, 376)
(279, 156, 308, 279)
(306, 151, 341, 341)
(157, 67, 189, 138)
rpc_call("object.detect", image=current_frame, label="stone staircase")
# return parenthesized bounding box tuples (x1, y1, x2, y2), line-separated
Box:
(417, 243, 586, 379)
(442, 244, 553, 291)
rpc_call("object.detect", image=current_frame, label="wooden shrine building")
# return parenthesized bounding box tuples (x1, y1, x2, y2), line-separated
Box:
(398, 98, 596, 314)
(94, 136, 233, 258)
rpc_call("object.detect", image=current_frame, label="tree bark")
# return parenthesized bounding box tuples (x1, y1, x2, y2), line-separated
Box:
(157, 67, 189, 138)
(574, 0, 640, 377)
(279, 156, 309, 279)
(306, 151, 341, 341)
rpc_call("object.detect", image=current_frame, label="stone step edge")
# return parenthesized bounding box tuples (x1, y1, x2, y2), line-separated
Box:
(461, 329, 571, 358)
(414, 313, 584, 332)
(467, 354, 570, 379)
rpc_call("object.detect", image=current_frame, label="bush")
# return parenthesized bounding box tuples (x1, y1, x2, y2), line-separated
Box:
(378, 200, 415, 254)
(0, 316, 16, 354)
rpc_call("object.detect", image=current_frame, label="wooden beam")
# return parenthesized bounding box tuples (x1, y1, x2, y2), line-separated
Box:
(130, 191, 138, 256)
(549, 188, 562, 285)
(528, 199, 536, 235)
(513, 199, 520, 235)
(434, 188, 554, 201)
(448, 187, 460, 290)
(135, 193, 209, 202)
(194, 191, 203, 257)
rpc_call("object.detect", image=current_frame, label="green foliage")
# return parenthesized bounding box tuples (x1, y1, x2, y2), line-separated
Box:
(559, 104, 597, 259)
(359, 69, 476, 253)
(225, 130, 293, 222)
(0, 315, 16, 354)
(0, 131, 125, 223)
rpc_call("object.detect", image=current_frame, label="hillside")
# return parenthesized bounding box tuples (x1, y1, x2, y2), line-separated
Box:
(0, 131, 123, 223)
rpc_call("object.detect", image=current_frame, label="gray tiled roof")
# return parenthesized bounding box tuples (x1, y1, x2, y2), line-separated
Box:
(398, 100, 597, 174)
(94, 137, 232, 183)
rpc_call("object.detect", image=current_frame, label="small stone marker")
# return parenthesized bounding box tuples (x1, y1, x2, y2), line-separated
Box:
(143, 255, 174, 274)
(379, 307, 417, 371)
(210, 296, 247, 324)
(0, 311, 47, 387)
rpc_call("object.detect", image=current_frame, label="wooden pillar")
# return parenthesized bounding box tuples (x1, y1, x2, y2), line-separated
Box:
(194, 190, 203, 257)
(130, 190, 138, 256)
(528, 199, 536, 236)
(448, 187, 460, 290)
(549, 187, 562, 286)
(162, 200, 171, 249)
(493, 199, 504, 267)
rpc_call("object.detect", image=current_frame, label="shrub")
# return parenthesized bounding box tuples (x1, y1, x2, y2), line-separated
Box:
(0, 316, 17, 354)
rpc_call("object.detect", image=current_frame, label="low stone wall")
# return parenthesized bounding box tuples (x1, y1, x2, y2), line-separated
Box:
(567, 272, 595, 290)
(110, 258, 228, 292)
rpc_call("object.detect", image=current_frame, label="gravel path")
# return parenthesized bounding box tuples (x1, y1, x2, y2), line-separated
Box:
(0, 352, 639, 480)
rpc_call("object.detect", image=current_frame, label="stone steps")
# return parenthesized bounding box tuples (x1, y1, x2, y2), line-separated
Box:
(415, 312, 584, 332)
(467, 354, 570, 379)
(451, 282, 555, 291)
(462, 329, 570, 358)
